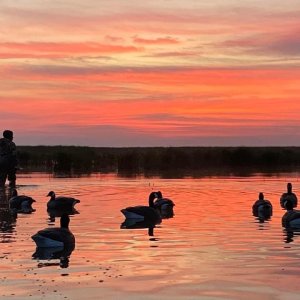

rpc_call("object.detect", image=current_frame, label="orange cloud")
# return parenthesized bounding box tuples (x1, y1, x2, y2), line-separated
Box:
(0, 42, 142, 59)
(133, 36, 179, 45)
(2, 67, 300, 139)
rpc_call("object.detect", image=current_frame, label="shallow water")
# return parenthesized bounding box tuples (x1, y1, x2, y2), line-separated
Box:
(1, 172, 300, 299)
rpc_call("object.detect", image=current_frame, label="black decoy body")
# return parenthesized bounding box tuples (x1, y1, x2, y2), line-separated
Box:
(47, 191, 80, 210)
(154, 191, 175, 218)
(31, 214, 75, 248)
(252, 192, 273, 220)
(121, 191, 162, 224)
(282, 199, 300, 229)
(8, 189, 36, 213)
(280, 183, 298, 208)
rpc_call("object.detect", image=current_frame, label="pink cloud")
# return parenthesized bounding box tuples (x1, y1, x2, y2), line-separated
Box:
(0, 42, 142, 59)
(133, 36, 179, 45)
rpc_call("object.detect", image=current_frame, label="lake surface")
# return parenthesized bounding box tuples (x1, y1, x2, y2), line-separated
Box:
(1, 172, 300, 299)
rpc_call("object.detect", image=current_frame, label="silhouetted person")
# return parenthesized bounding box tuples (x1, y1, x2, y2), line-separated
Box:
(280, 183, 298, 208)
(252, 192, 273, 220)
(0, 130, 17, 188)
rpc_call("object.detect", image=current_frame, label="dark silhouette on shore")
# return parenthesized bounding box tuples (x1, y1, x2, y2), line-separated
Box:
(0, 130, 17, 187)
(15, 146, 300, 177)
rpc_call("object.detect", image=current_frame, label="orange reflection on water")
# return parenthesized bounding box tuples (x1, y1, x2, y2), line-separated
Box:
(0, 173, 299, 299)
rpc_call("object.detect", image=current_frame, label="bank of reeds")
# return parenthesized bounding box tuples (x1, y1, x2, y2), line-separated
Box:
(17, 146, 300, 176)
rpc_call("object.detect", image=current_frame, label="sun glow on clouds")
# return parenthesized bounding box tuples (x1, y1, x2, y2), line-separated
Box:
(1, 0, 300, 146)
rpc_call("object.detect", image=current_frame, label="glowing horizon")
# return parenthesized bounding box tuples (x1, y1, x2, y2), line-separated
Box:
(1, 1, 300, 146)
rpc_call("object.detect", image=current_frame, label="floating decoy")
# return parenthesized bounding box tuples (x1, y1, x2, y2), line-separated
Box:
(121, 191, 161, 224)
(282, 199, 300, 228)
(47, 191, 80, 210)
(252, 192, 272, 220)
(154, 191, 175, 218)
(31, 214, 75, 248)
(8, 188, 36, 213)
(280, 183, 298, 208)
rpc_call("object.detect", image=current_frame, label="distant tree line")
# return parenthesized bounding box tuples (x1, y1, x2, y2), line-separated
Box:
(16, 146, 300, 176)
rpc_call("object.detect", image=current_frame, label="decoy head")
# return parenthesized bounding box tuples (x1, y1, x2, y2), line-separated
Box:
(287, 182, 292, 193)
(149, 191, 158, 207)
(47, 191, 55, 197)
(156, 191, 163, 199)
(258, 192, 264, 200)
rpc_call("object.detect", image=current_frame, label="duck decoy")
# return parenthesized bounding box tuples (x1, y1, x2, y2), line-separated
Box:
(154, 191, 175, 218)
(282, 199, 300, 229)
(121, 191, 161, 224)
(252, 192, 272, 220)
(47, 191, 80, 210)
(31, 214, 75, 248)
(8, 188, 36, 213)
(280, 183, 298, 208)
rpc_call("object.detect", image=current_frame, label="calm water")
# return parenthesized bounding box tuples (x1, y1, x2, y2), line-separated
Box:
(1, 172, 300, 300)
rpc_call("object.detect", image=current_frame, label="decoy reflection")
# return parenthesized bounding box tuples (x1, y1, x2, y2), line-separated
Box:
(0, 188, 17, 241)
(283, 228, 300, 244)
(121, 218, 156, 237)
(47, 207, 79, 223)
(32, 246, 74, 268)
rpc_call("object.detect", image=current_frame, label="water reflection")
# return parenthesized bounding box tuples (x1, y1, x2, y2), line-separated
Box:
(0, 188, 17, 242)
(47, 207, 79, 223)
(121, 219, 157, 237)
(283, 229, 300, 244)
(4, 173, 300, 299)
(32, 244, 75, 268)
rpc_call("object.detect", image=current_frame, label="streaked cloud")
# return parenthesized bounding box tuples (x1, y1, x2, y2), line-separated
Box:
(0, 42, 142, 59)
(133, 36, 179, 45)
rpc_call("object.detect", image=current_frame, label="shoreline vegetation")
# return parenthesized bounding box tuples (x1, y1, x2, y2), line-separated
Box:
(17, 146, 300, 177)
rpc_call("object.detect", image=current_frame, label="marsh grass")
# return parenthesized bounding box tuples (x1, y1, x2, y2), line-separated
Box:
(16, 146, 300, 177)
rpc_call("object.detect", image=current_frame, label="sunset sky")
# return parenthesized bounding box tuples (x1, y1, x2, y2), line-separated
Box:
(1, 0, 300, 146)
